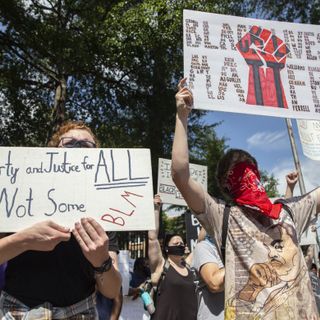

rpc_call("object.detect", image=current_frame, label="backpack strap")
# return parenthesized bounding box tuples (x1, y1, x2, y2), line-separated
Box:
(274, 199, 294, 222)
(221, 204, 231, 265)
(156, 259, 170, 296)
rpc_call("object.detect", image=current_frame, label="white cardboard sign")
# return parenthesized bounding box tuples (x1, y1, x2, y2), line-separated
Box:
(157, 158, 207, 206)
(0, 147, 154, 232)
(184, 10, 320, 120)
(297, 119, 320, 160)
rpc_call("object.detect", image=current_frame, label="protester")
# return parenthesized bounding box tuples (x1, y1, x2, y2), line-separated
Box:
(119, 257, 150, 320)
(148, 194, 197, 320)
(192, 228, 224, 320)
(0, 121, 122, 319)
(171, 78, 320, 319)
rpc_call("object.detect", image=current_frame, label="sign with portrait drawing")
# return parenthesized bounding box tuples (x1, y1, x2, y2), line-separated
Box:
(0, 147, 154, 232)
(184, 10, 320, 120)
(157, 158, 207, 206)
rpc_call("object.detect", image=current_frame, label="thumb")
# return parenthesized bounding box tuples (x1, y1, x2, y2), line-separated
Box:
(48, 221, 71, 233)
(47, 221, 71, 241)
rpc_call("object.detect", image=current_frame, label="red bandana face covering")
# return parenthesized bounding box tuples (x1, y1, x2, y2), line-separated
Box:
(225, 161, 282, 219)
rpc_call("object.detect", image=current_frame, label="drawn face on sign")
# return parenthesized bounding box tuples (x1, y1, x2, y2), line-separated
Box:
(263, 223, 300, 282)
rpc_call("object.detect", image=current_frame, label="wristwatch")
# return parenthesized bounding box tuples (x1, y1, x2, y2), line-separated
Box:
(92, 256, 113, 274)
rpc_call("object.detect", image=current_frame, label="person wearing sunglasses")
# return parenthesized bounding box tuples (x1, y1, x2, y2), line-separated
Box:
(0, 121, 122, 319)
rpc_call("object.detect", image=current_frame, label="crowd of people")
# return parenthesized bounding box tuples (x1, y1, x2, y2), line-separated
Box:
(0, 80, 320, 319)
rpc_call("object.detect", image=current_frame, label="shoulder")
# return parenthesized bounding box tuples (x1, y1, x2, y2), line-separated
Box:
(193, 240, 223, 269)
(279, 191, 317, 215)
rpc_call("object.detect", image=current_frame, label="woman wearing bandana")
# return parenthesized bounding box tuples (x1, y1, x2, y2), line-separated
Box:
(148, 194, 197, 320)
(171, 78, 320, 320)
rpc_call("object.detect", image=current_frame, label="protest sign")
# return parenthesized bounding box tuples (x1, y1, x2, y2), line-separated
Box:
(185, 210, 201, 252)
(297, 119, 320, 160)
(184, 10, 320, 120)
(157, 158, 207, 206)
(0, 147, 154, 232)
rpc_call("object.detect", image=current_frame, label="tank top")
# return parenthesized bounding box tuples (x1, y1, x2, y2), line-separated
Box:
(152, 264, 197, 320)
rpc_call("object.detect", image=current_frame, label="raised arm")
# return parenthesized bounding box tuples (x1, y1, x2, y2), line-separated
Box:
(148, 194, 164, 275)
(171, 78, 205, 214)
(285, 171, 298, 198)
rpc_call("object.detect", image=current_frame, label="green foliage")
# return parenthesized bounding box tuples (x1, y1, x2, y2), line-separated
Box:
(162, 211, 186, 240)
(244, 0, 320, 24)
(260, 170, 280, 198)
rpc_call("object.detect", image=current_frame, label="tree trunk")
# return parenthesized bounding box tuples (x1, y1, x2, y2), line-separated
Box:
(46, 77, 67, 144)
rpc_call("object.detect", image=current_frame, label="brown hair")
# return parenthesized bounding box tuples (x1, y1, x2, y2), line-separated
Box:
(216, 148, 257, 197)
(47, 121, 100, 147)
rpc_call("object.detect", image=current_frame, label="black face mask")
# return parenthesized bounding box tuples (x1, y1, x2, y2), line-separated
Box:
(166, 245, 185, 256)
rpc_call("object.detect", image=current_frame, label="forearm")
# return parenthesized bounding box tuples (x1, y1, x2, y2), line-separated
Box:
(148, 207, 160, 240)
(206, 268, 225, 293)
(0, 232, 30, 264)
(96, 265, 122, 299)
(110, 290, 123, 320)
(171, 112, 190, 187)
(285, 185, 294, 198)
(148, 238, 164, 273)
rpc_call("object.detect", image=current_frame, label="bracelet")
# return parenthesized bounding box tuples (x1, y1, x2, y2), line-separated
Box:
(92, 256, 113, 274)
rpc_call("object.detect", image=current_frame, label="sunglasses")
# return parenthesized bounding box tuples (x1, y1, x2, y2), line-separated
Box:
(59, 137, 96, 148)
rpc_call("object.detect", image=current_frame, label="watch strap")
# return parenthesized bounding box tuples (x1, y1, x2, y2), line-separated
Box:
(93, 256, 113, 274)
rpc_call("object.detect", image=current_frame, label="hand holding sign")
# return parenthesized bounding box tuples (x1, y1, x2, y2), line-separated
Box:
(73, 217, 109, 268)
(21, 220, 71, 251)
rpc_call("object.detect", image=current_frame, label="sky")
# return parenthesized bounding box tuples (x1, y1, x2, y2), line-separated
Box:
(204, 111, 320, 196)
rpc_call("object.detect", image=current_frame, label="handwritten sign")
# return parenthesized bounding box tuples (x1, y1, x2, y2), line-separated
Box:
(184, 10, 320, 120)
(157, 158, 207, 206)
(185, 211, 201, 252)
(0, 147, 154, 232)
(297, 119, 320, 160)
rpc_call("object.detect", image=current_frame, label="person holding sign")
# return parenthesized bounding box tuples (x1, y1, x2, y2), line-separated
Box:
(171, 78, 320, 319)
(0, 121, 122, 319)
(148, 194, 197, 320)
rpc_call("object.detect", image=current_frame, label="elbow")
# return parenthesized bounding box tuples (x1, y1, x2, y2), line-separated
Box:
(206, 270, 225, 293)
(101, 272, 122, 299)
(171, 166, 187, 190)
(207, 280, 224, 293)
(104, 282, 122, 299)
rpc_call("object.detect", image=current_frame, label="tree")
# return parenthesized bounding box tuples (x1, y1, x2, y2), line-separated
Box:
(0, 0, 242, 190)
(243, 0, 319, 24)
(0, 0, 121, 144)
(260, 170, 280, 198)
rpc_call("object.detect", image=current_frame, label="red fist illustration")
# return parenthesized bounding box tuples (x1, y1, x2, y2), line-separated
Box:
(236, 26, 290, 108)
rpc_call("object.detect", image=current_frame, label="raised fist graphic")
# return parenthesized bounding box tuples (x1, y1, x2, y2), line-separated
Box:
(236, 26, 290, 108)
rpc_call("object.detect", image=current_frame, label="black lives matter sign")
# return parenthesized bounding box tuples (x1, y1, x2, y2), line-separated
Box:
(184, 10, 320, 120)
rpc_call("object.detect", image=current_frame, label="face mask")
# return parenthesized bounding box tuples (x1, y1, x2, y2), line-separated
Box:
(166, 245, 185, 256)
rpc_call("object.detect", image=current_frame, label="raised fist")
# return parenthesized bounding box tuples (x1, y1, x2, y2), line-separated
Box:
(236, 26, 290, 108)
